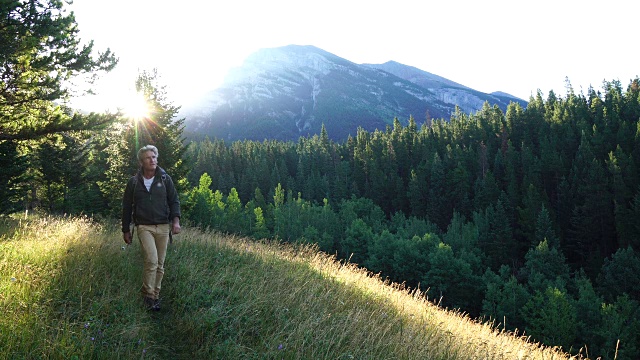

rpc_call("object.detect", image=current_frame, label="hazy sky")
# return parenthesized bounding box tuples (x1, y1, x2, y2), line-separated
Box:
(68, 0, 638, 112)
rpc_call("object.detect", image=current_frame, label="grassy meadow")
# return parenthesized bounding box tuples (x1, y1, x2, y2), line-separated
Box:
(0, 214, 583, 359)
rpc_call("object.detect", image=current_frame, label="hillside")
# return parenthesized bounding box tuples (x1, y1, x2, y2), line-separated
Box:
(181, 45, 527, 142)
(0, 215, 577, 359)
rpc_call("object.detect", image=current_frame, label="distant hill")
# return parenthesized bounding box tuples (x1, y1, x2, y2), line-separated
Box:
(181, 45, 527, 142)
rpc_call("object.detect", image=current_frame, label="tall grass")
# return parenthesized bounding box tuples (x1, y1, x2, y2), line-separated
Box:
(0, 215, 582, 359)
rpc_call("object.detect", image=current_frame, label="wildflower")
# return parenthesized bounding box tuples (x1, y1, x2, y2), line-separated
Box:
(10, 277, 16, 282)
(84, 323, 90, 328)
(143, 349, 147, 354)
(91, 337, 95, 341)
(278, 344, 284, 350)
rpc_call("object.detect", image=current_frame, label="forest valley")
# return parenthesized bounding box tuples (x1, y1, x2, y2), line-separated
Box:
(2, 2, 639, 358)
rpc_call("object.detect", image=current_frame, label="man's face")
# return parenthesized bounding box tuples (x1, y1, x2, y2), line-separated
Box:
(140, 151, 157, 172)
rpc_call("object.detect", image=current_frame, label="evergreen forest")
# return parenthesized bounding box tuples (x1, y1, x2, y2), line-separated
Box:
(179, 84, 640, 358)
(2, 1, 640, 358)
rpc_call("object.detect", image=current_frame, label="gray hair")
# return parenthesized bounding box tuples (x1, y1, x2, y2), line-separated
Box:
(137, 145, 158, 162)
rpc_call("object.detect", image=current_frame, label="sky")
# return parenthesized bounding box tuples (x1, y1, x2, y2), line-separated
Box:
(68, 0, 638, 113)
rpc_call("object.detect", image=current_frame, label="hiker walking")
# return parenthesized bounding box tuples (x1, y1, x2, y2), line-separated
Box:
(122, 144, 181, 311)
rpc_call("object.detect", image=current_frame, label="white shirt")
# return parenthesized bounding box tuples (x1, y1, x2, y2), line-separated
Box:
(143, 176, 154, 192)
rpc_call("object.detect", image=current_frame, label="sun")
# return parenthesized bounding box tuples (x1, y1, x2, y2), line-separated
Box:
(121, 91, 151, 121)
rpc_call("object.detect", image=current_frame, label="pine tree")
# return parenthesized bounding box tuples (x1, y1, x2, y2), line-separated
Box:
(390, 233, 434, 286)
(223, 188, 244, 234)
(365, 230, 400, 279)
(339, 218, 373, 265)
(475, 199, 514, 270)
(407, 164, 428, 217)
(573, 273, 605, 355)
(443, 212, 479, 252)
(0, 0, 117, 141)
(447, 160, 472, 217)
(608, 148, 637, 248)
(522, 287, 577, 350)
(424, 241, 482, 313)
(271, 183, 294, 240)
(569, 157, 615, 269)
(427, 152, 448, 229)
(481, 266, 529, 331)
(521, 240, 571, 293)
(597, 247, 640, 302)
(534, 205, 559, 249)
(252, 206, 270, 239)
(598, 295, 640, 360)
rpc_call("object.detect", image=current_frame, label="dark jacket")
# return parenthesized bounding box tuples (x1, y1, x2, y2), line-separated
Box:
(121, 166, 181, 233)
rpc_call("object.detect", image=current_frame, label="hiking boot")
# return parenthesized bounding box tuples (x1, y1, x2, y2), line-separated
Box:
(143, 296, 156, 310)
(152, 298, 161, 311)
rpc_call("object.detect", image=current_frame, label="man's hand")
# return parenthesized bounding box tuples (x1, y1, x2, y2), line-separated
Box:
(123, 231, 132, 245)
(172, 217, 181, 235)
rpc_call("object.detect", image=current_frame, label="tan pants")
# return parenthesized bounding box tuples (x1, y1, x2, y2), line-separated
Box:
(137, 224, 171, 300)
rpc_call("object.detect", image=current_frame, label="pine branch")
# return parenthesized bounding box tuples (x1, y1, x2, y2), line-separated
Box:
(0, 112, 118, 141)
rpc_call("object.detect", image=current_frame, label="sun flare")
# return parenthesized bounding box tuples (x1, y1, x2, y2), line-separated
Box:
(122, 91, 151, 120)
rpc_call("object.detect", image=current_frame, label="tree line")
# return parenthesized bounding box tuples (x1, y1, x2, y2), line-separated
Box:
(2, 1, 639, 358)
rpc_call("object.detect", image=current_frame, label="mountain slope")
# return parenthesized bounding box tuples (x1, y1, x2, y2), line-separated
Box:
(183, 45, 526, 142)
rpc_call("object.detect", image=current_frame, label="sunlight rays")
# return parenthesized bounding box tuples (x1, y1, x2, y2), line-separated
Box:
(122, 91, 151, 121)
(120, 91, 166, 152)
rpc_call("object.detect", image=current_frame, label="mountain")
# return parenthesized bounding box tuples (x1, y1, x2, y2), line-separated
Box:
(182, 45, 526, 142)
(363, 61, 525, 115)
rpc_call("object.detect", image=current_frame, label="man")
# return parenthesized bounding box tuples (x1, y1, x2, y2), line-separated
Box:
(122, 145, 181, 311)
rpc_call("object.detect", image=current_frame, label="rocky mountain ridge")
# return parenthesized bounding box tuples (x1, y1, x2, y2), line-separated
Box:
(182, 45, 526, 141)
